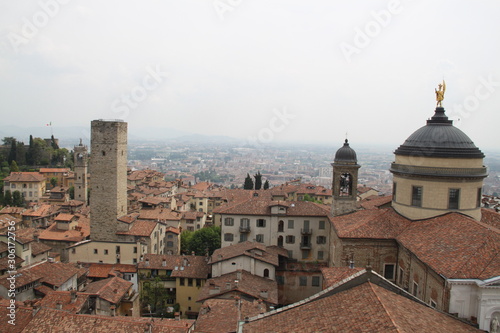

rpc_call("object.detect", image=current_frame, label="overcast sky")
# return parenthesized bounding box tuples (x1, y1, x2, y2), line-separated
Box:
(1, 0, 499, 150)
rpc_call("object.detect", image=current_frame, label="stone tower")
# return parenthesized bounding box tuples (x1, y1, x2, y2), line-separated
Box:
(90, 120, 128, 241)
(390, 107, 487, 221)
(331, 139, 360, 216)
(73, 139, 88, 203)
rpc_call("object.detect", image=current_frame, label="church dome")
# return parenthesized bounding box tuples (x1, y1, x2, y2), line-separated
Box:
(334, 139, 357, 163)
(394, 107, 484, 158)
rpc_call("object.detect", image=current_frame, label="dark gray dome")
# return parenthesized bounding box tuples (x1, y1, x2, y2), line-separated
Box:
(394, 107, 484, 158)
(335, 139, 357, 163)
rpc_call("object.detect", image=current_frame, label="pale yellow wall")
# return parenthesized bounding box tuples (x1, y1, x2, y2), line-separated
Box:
(176, 278, 205, 318)
(68, 241, 146, 264)
(393, 175, 482, 220)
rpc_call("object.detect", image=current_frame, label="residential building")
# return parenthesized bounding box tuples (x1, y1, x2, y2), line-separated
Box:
(3, 172, 46, 202)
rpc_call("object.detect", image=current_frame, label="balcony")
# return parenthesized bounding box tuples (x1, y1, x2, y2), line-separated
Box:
(300, 242, 312, 250)
(239, 225, 251, 233)
(301, 228, 312, 235)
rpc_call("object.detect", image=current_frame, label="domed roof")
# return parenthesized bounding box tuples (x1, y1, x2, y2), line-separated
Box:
(334, 139, 358, 163)
(394, 107, 484, 159)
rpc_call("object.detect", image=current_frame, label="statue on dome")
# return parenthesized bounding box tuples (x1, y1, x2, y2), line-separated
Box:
(435, 80, 446, 107)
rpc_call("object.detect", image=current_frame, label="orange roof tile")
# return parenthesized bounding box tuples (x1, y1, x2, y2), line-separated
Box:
(83, 276, 132, 304)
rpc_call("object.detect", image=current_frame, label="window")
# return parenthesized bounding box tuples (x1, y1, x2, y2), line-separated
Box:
(411, 186, 422, 207)
(167, 241, 173, 247)
(256, 234, 264, 243)
(278, 220, 284, 232)
(93, 249, 98, 254)
(287, 250, 293, 258)
(319, 220, 325, 230)
(285, 235, 295, 244)
(104, 249, 108, 255)
(301, 250, 309, 260)
(134, 247, 137, 253)
(224, 233, 234, 242)
(239, 233, 247, 242)
(312, 276, 320, 287)
(224, 217, 234, 226)
(316, 236, 326, 244)
(317, 251, 324, 260)
(303, 220, 310, 232)
(196, 279, 201, 287)
(133, 258, 137, 264)
(263, 269, 269, 278)
(412, 281, 418, 297)
(188, 278, 193, 286)
(477, 188, 482, 208)
(383, 264, 395, 280)
(240, 218, 249, 228)
(430, 300, 437, 308)
(299, 276, 307, 286)
(398, 267, 404, 285)
(180, 278, 185, 286)
(257, 219, 266, 227)
(393, 182, 397, 202)
(167, 234, 173, 239)
(199, 202, 203, 206)
(448, 188, 460, 209)
(288, 220, 294, 229)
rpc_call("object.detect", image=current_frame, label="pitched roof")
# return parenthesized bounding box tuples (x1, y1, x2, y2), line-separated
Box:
(138, 254, 210, 279)
(320, 266, 364, 288)
(39, 168, 70, 173)
(0, 303, 34, 333)
(210, 241, 287, 267)
(241, 269, 481, 333)
(139, 208, 182, 221)
(359, 195, 393, 210)
(83, 276, 132, 304)
(39, 214, 90, 242)
(215, 198, 330, 217)
(21, 307, 194, 333)
(195, 299, 266, 333)
(38, 290, 89, 313)
(30, 241, 52, 256)
(116, 219, 157, 237)
(480, 208, 500, 229)
(198, 270, 278, 305)
(4, 172, 45, 182)
(88, 263, 137, 278)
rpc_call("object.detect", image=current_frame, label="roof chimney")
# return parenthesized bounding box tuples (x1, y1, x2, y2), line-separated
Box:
(56, 302, 63, 310)
(162, 258, 167, 267)
(70, 290, 77, 303)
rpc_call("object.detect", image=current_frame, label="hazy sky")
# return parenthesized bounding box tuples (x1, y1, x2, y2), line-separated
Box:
(1, 1, 499, 150)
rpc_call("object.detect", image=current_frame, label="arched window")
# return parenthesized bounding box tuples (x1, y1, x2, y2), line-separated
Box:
(278, 220, 284, 232)
(339, 173, 352, 196)
(263, 269, 269, 278)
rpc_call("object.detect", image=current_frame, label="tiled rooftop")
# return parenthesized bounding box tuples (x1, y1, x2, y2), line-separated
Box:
(83, 276, 132, 304)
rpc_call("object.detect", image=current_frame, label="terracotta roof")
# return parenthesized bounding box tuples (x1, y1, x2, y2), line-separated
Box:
(116, 219, 157, 237)
(139, 208, 182, 221)
(54, 213, 75, 222)
(138, 254, 210, 279)
(30, 241, 52, 256)
(360, 195, 393, 210)
(330, 207, 410, 239)
(22, 204, 59, 218)
(0, 303, 34, 333)
(88, 263, 137, 278)
(39, 214, 90, 242)
(320, 266, 364, 288)
(117, 213, 140, 224)
(166, 226, 180, 235)
(27, 261, 83, 288)
(0, 253, 24, 271)
(38, 290, 89, 313)
(0, 214, 21, 229)
(139, 196, 171, 205)
(195, 298, 267, 333)
(0, 206, 26, 215)
(83, 276, 132, 304)
(396, 212, 500, 280)
(198, 270, 278, 305)
(215, 198, 330, 217)
(39, 168, 70, 173)
(480, 208, 500, 229)
(211, 241, 287, 267)
(4, 172, 45, 182)
(21, 307, 195, 332)
(241, 269, 481, 333)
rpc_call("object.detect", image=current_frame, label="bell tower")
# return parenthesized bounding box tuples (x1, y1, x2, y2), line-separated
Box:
(73, 139, 88, 204)
(331, 139, 360, 216)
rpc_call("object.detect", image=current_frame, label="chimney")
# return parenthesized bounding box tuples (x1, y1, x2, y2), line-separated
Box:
(56, 301, 63, 310)
(174, 312, 180, 320)
(32, 304, 40, 317)
(260, 290, 268, 299)
(70, 290, 77, 303)
(162, 258, 167, 267)
(110, 305, 116, 317)
(145, 258, 150, 267)
(183, 257, 188, 267)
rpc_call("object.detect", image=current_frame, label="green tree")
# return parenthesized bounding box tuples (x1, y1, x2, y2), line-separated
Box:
(0, 185, 4, 206)
(180, 230, 193, 255)
(254, 171, 262, 190)
(12, 190, 24, 207)
(50, 177, 58, 188)
(243, 173, 254, 190)
(2, 137, 15, 146)
(4, 190, 13, 206)
(10, 160, 19, 172)
(263, 180, 270, 190)
(69, 186, 75, 200)
(303, 194, 322, 204)
(183, 226, 221, 256)
(141, 277, 172, 316)
(8, 139, 16, 164)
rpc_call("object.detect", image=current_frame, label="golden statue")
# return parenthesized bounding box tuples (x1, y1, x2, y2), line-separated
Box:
(435, 80, 446, 107)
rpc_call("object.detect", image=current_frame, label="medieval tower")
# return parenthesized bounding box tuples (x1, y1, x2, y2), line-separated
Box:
(90, 120, 128, 241)
(73, 139, 88, 203)
(331, 139, 360, 216)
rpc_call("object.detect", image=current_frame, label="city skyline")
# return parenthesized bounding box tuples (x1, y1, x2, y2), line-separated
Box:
(1, 1, 500, 149)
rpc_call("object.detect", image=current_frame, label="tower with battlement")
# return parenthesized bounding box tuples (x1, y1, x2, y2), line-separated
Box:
(73, 139, 88, 203)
